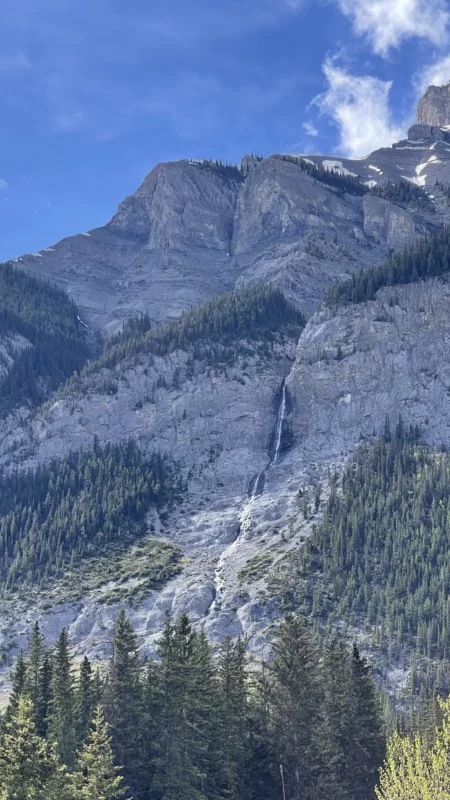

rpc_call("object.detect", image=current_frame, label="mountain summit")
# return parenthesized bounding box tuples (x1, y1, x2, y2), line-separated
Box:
(417, 81, 450, 126)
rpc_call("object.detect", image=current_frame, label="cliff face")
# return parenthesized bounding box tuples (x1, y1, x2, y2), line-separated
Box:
(13, 150, 443, 334)
(417, 82, 450, 126)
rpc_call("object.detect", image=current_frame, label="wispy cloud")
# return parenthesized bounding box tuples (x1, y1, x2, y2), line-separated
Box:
(415, 54, 450, 95)
(0, 180, 8, 189)
(314, 57, 406, 157)
(303, 121, 319, 136)
(335, 0, 449, 56)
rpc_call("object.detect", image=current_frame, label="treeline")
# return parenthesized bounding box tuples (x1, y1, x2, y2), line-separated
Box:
(283, 421, 450, 661)
(371, 180, 433, 211)
(0, 439, 183, 590)
(0, 612, 386, 800)
(326, 225, 450, 307)
(195, 159, 246, 184)
(279, 154, 367, 196)
(82, 286, 305, 376)
(0, 262, 88, 413)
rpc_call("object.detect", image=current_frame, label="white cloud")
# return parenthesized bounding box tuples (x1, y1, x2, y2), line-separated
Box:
(303, 120, 319, 136)
(415, 54, 450, 95)
(314, 59, 406, 157)
(0, 179, 8, 190)
(336, 0, 449, 56)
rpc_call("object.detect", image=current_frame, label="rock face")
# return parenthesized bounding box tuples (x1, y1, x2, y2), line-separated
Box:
(14, 149, 445, 335)
(417, 82, 450, 127)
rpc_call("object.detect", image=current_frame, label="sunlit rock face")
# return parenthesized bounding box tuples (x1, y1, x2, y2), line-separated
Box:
(417, 82, 450, 127)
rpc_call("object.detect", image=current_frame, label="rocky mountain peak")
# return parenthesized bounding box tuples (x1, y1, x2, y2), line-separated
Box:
(417, 81, 450, 127)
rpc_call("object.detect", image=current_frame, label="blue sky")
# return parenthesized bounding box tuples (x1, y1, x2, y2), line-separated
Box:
(2, 0, 450, 260)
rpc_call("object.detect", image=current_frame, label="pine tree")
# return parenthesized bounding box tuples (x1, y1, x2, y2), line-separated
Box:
(37, 652, 53, 738)
(0, 696, 71, 800)
(48, 628, 76, 767)
(267, 615, 322, 800)
(71, 705, 125, 800)
(76, 656, 94, 745)
(152, 613, 211, 800)
(351, 645, 386, 799)
(318, 639, 355, 800)
(24, 622, 45, 729)
(110, 610, 143, 797)
(4, 652, 27, 723)
(218, 637, 250, 800)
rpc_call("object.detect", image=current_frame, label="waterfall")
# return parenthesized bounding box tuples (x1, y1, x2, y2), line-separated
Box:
(251, 469, 265, 499)
(271, 378, 287, 466)
(249, 378, 288, 499)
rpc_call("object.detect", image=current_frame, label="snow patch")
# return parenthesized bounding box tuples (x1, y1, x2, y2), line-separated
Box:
(395, 146, 429, 150)
(402, 175, 426, 187)
(79, 233, 91, 237)
(43, 248, 55, 252)
(322, 159, 358, 177)
(368, 165, 383, 174)
(364, 180, 377, 188)
(30, 253, 42, 258)
(77, 315, 89, 329)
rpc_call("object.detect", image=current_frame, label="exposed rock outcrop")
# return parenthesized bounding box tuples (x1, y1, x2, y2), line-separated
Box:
(417, 82, 450, 127)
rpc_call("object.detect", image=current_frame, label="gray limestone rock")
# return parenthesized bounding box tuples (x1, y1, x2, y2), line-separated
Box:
(417, 82, 450, 126)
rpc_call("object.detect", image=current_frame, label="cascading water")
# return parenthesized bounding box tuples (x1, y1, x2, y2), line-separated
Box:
(249, 377, 288, 499)
(271, 378, 287, 466)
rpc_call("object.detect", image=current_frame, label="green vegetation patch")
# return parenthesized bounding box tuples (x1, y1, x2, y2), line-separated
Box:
(0, 438, 184, 592)
(370, 179, 433, 211)
(278, 154, 367, 196)
(238, 551, 274, 584)
(53, 536, 183, 606)
(79, 285, 305, 377)
(326, 225, 450, 307)
(0, 261, 89, 414)
(271, 421, 450, 661)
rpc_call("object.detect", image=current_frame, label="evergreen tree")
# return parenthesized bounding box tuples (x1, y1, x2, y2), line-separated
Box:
(318, 640, 355, 800)
(110, 611, 143, 797)
(48, 628, 76, 767)
(152, 613, 210, 800)
(0, 696, 71, 800)
(24, 622, 45, 729)
(218, 637, 250, 800)
(37, 652, 53, 738)
(267, 615, 322, 800)
(4, 652, 27, 723)
(76, 656, 95, 745)
(351, 645, 385, 799)
(72, 705, 125, 800)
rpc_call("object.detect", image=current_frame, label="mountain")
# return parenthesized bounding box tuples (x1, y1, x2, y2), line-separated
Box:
(12, 145, 445, 335)
(417, 81, 450, 126)
(3, 82, 450, 692)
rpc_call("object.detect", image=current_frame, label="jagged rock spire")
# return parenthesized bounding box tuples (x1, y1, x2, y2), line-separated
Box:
(417, 81, 450, 127)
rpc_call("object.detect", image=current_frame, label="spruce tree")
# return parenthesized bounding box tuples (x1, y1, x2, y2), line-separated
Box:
(24, 622, 45, 729)
(4, 652, 27, 723)
(76, 656, 94, 745)
(37, 652, 53, 738)
(351, 645, 386, 799)
(0, 696, 71, 800)
(48, 628, 76, 767)
(152, 613, 210, 800)
(72, 705, 125, 800)
(267, 615, 322, 800)
(218, 637, 250, 800)
(110, 610, 143, 797)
